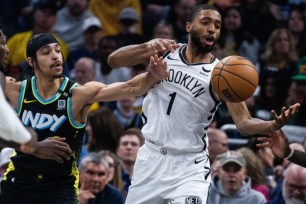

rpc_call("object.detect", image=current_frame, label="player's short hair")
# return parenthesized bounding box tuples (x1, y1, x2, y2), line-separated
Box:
(188, 4, 221, 22)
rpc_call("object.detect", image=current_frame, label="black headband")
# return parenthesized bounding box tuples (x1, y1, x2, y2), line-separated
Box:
(26, 33, 59, 58)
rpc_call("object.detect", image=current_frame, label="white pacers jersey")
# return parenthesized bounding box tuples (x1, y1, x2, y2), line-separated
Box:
(141, 44, 221, 154)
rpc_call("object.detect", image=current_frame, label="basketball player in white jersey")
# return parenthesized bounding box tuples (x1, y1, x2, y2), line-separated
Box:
(108, 4, 299, 204)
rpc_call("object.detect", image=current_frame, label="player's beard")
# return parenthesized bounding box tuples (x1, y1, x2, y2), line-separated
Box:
(282, 183, 306, 204)
(190, 29, 215, 53)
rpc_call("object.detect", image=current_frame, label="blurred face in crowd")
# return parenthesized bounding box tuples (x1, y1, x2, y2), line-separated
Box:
(0, 33, 9, 70)
(291, 81, 306, 105)
(98, 39, 117, 61)
(273, 30, 290, 54)
(34, 8, 56, 31)
(117, 134, 141, 165)
(219, 162, 246, 196)
(67, 0, 88, 16)
(283, 167, 306, 204)
(80, 162, 108, 194)
(104, 155, 115, 183)
(31, 43, 63, 78)
(74, 58, 95, 85)
(118, 97, 136, 110)
(208, 128, 228, 162)
(224, 8, 241, 32)
(153, 23, 175, 39)
(288, 10, 304, 35)
(175, 0, 197, 24)
(83, 27, 102, 51)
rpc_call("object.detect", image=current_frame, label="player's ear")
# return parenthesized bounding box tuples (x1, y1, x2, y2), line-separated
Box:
(27, 57, 34, 67)
(186, 22, 192, 33)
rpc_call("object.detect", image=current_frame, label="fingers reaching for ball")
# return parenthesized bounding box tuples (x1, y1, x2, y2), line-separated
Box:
(149, 54, 169, 80)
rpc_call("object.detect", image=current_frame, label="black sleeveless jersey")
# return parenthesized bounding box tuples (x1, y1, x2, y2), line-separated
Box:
(5, 76, 86, 182)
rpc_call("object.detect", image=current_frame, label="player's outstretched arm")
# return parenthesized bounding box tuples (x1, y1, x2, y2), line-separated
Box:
(226, 101, 300, 136)
(108, 38, 179, 68)
(257, 130, 306, 168)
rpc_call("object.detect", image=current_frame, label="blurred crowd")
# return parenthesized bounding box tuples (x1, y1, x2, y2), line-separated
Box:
(1, 0, 306, 203)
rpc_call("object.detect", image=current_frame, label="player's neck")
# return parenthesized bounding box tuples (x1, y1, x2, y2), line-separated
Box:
(184, 45, 212, 64)
(34, 76, 63, 100)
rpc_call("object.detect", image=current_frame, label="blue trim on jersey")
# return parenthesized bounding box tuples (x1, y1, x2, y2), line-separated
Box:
(32, 76, 69, 104)
(16, 80, 27, 116)
(69, 83, 79, 94)
(67, 97, 86, 129)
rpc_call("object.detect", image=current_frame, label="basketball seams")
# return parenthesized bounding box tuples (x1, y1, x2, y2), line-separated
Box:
(219, 75, 244, 101)
(220, 69, 258, 88)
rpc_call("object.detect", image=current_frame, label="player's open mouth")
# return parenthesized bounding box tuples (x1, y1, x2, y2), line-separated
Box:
(204, 36, 214, 46)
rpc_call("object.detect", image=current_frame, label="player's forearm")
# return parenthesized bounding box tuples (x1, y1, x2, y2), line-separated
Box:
(288, 150, 306, 168)
(108, 43, 155, 68)
(236, 118, 276, 136)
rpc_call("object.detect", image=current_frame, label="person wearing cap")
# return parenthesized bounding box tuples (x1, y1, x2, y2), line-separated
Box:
(113, 7, 145, 47)
(6, 0, 68, 78)
(1, 32, 173, 203)
(52, 0, 95, 52)
(88, 0, 142, 36)
(0, 25, 38, 153)
(66, 16, 102, 71)
(285, 56, 306, 126)
(208, 150, 266, 204)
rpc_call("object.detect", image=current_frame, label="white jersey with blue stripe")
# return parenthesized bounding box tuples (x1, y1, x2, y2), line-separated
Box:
(141, 44, 221, 154)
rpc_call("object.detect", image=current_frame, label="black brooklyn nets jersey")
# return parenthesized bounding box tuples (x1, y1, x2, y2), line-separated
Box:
(5, 76, 85, 182)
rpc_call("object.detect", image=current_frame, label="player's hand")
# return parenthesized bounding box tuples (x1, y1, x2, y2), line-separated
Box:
(256, 129, 290, 158)
(271, 103, 300, 130)
(146, 38, 180, 54)
(31, 137, 73, 163)
(20, 128, 38, 154)
(149, 54, 168, 80)
(79, 177, 96, 204)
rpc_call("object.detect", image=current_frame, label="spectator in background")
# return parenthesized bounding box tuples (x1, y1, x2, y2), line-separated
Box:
(239, 147, 270, 201)
(88, 0, 142, 36)
(166, 0, 197, 43)
(285, 56, 306, 126)
(7, 0, 68, 78)
(99, 150, 124, 193)
(83, 107, 123, 156)
(152, 20, 175, 39)
(66, 16, 102, 71)
(219, 6, 261, 64)
(95, 36, 132, 84)
(114, 96, 143, 130)
(208, 150, 266, 204)
(113, 7, 145, 47)
(78, 153, 124, 204)
(259, 28, 298, 105)
(116, 128, 143, 199)
(207, 128, 228, 164)
(52, 0, 94, 52)
(268, 164, 306, 204)
(287, 6, 306, 58)
(240, 0, 278, 45)
(0, 148, 14, 182)
(72, 57, 102, 113)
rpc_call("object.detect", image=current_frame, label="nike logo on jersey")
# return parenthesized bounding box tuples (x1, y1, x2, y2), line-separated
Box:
(202, 66, 211, 72)
(24, 98, 37, 103)
(21, 109, 67, 132)
(167, 55, 179, 61)
(194, 158, 205, 164)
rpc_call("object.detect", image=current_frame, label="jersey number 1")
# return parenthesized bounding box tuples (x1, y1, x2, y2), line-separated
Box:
(167, 92, 176, 115)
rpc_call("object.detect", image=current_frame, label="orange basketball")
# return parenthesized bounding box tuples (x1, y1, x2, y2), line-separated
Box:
(211, 55, 258, 103)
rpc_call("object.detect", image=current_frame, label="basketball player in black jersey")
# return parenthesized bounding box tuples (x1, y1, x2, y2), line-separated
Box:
(0, 25, 38, 153)
(0, 33, 174, 203)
